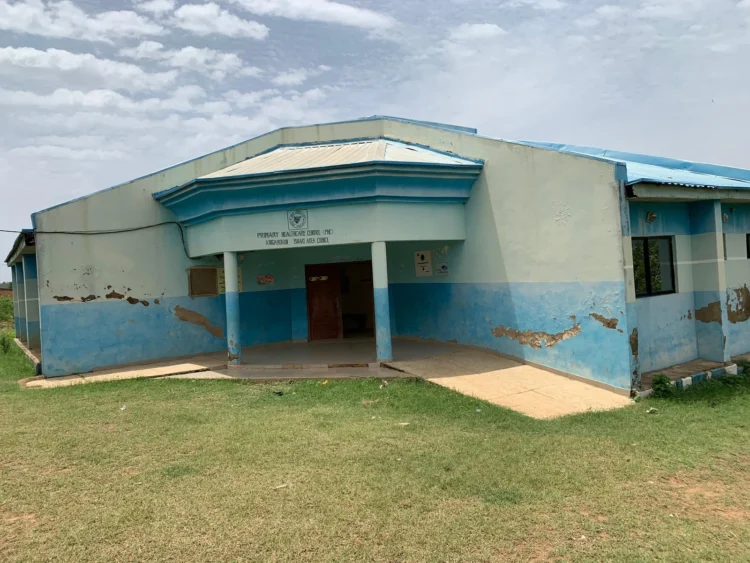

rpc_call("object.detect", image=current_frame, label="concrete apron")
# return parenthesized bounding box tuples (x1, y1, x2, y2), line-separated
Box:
(20, 340, 633, 419)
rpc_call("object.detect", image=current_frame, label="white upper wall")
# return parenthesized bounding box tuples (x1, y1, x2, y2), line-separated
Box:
(34, 117, 625, 306)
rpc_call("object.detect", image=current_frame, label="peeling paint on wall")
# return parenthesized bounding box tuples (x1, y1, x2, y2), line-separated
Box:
(173, 305, 224, 338)
(589, 313, 619, 330)
(491, 322, 581, 349)
(106, 291, 124, 300)
(695, 301, 722, 324)
(727, 285, 750, 324)
(53, 295, 74, 302)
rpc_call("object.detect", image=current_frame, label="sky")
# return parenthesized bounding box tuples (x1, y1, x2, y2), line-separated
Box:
(1, 0, 750, 279)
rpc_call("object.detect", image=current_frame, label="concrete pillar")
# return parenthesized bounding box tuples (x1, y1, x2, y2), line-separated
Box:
(371, 241, 393, 362)
(689, 200, 730, 363)
(224, 251, 242, 366)
(10, 265, 20, 337)
(618, 176, 640, 389)
(22, 255, 40, 350)
(14, 262, 26, 343)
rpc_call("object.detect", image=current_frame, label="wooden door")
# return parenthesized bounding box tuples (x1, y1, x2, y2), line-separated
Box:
(306, 264, 343, 340)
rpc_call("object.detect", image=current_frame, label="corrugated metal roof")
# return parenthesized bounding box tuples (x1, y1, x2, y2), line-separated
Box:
(518, 141, 750, 190)
(200, 139, 479, 179)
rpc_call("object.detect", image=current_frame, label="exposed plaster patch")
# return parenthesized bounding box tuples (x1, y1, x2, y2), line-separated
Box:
(726, 285, 750, 324)
(53, 295, 74, 302)
(173, 306, 224, 338)
(589, 313, 619, 330)
(154, 299, 160, 305)
(106, 291, 124, 300)
(140, 300, 149, 307)
(629, 328, 638, 359)
(81, 295, 97, 302)
(695, 301, 722, 324)
(126, 297, 140, 305)
(490, 322, 581, 349)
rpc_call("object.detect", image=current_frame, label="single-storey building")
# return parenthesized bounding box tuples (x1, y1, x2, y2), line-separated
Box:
(6, 115, 750, 393)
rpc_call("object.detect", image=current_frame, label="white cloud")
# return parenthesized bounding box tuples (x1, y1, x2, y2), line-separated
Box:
(224, 88, 278, 108)
(574, 16, 600, 29)
(133, 0, 175, 13)
(0, 0, 165, 43)
(449, 23, 506, 41)
(229, 0, 395, 29)
(173, 3, 269, 39)
(119, 41, 260, 80)
(503, 0, 566, 10)
(0, 46, 177, 91)
(636, 0, 712, 20)
(271, 66, 331, 86)
(738, 0, 750, 7)
(8, 145, 128, 161)
(595, 5, 626, 18)
(0, 85, 232, 114)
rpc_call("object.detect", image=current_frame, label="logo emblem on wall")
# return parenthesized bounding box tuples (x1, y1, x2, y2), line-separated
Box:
(288, 209, 308, 230)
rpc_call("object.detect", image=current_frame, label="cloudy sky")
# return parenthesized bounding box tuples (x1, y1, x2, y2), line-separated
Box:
(1, 0, 750, 276)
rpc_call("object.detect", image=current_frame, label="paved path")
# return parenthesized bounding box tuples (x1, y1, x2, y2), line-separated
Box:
(22, 339, 632, 419)
(388, 350, 632, 419)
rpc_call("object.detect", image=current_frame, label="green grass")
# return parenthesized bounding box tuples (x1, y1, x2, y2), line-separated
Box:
(0, 296, 12, 329)
(1, 346, 750, 562)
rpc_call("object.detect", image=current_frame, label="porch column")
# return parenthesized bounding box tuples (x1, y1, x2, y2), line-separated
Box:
(22, 255, 40, 350)
(11, 265, 20, 337)
(14, 262, 27, 343)
(371, 241, 393, 362)
(690, 200, 730, 363)
(224, 251, 242, 366)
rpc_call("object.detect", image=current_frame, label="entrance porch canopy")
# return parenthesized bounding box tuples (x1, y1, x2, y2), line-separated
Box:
(152, 138, 483, 365)
(153, 139, 483, 258)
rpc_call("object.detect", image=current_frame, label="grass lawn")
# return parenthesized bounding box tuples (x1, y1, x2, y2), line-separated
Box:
(1, 345, 749, 562)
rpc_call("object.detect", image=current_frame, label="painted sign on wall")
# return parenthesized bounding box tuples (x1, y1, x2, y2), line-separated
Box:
(257, 275, 275, 285)
(436, 262, 449, 276)
(256, 209, 335, 247)
(415, 250, 432, 276)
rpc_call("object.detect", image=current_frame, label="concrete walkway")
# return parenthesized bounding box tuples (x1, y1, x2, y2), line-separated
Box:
(388, 350, 632, 419)
(21, 338, 632, 419)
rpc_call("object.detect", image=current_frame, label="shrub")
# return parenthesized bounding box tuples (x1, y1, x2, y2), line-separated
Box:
(0, 330, 13, 355)
(651, 374, 675, 398)
(0, 297, 12, 324)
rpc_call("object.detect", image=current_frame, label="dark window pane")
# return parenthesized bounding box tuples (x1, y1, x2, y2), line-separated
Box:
(632, 239, 647, 296)
(648, 238, 674, 294)
(746, 234, 750, 259)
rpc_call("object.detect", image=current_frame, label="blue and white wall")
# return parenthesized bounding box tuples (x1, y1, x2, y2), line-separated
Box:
(382, 122, 632, 390)
(722, 203, 750, 357)
(32, 117, 635, 387)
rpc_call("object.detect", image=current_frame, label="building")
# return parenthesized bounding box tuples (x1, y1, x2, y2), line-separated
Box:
(6, 116, 750, 392)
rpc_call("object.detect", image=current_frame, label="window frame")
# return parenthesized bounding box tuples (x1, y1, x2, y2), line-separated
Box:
(632, 236, 676, 298)
(188, 266, 219, 297)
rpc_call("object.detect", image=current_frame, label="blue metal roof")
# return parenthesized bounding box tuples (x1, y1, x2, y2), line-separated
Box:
(518, 141, 750, 190)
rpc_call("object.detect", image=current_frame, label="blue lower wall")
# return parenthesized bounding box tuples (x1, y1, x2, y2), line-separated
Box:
(290, 289, 308, 341)
(726, 286, 750, 357)
(41, 290, 300, 377)
(41, 295, 228, 376)
(391, 281, 632, 389)
(239, 289, 294, 346)
(635, 292, 698, 373)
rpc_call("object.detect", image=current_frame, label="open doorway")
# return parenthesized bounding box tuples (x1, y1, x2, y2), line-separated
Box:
(305, 261, 374, 341)
(340, 261, 374, 338)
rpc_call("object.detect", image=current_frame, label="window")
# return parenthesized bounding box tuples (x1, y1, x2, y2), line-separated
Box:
(632, 237, 675, 297)
(746, 234, 750, 259)
(188, 267, 218, 297)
